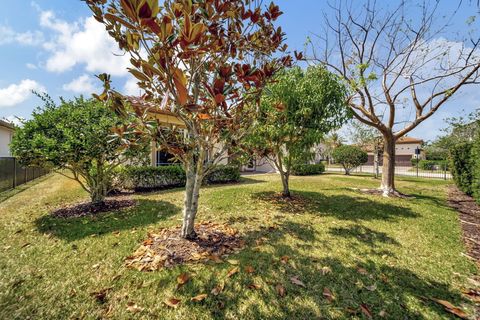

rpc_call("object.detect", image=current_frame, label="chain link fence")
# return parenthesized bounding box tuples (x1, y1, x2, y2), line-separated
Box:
(0, 157, 50, 193)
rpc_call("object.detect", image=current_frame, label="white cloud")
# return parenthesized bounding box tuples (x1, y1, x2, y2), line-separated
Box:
(0, 25, 44, 46)
(62, 74, 97, 94)
(123, 77, 143, 96)
(26, 63, 37, 70)
(0, 79, 45, 108)
(39, 10, 130, 76)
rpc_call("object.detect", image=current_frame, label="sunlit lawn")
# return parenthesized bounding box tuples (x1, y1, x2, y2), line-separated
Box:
(0, 173, 477, 319)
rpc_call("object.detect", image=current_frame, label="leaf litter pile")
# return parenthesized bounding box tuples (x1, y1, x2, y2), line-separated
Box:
(125, 221, 245, 271)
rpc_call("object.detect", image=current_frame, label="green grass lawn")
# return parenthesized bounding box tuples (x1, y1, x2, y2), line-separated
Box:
(0, 173, 477, 319)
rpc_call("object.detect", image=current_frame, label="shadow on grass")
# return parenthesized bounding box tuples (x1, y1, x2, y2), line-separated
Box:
(188, 222, 469, 319)
(35, 199, 180, 241)
(252, 190, 419, 222)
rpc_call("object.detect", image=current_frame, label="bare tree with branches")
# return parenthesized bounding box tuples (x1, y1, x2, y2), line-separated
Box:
(308, 0, 480, 196)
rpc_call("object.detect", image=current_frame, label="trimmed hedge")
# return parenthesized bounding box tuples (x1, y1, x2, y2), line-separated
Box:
(291, 163, 325, 176)
(117, 165, 240, 191)
(450, 143, 474, 195)
(205, 165, 241, 184)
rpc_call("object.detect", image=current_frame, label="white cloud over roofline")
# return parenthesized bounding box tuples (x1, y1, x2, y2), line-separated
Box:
(0, 79, 45, 108)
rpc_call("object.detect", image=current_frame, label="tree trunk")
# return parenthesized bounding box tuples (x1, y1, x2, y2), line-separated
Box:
(90, 161, 106, 204)
(181, 161, 204, 239)
(380, 133, 396, 196)
(280, 170, 290, 197)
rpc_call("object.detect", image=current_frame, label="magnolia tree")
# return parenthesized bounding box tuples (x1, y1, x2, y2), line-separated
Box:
(309, 0, 480, 196)
(85, 0, 291, 238)
(246, 66, 349, 197)
(11, 95, 146, 204)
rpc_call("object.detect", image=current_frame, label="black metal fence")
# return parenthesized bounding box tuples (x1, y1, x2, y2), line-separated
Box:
(0, 157, 50, 193)
(324, 161, 451, 180)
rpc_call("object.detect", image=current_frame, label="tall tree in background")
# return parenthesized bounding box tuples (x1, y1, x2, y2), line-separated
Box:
(321, 132, 344, 164)
(85, 0, 290, 238)
(246, 66, 349, 197)
(309, 0, 480, 196)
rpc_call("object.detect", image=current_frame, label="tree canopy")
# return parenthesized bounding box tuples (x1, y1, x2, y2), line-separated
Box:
(246, 66, 350, 196)
(332, 145, 368, 175)
(11, 95, 146, 203)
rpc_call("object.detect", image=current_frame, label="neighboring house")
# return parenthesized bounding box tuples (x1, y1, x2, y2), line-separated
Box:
(0, 120, 15, 157)
(365, 136, 425, 166)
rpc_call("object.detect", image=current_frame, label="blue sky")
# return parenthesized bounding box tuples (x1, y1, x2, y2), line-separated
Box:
(0, 1, 478, 141)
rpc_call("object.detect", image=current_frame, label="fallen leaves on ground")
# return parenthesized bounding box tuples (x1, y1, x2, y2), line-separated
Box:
(211, 282, 225, 296)
(163, 297, 181, 309)
(90, 287, 112, 304)
(248, 283, 262, 290)
(190, 294, 208, 302)
(357, 267, 369, 275)
(431, 298, 469, 319)
(462, 289, 480, 302)
(125, 222, 244, 271)
(290, 276, 306, 288)
(227, 267, 239, 278)
(280, 256, 289, 264)
(276, 283, 286, 297)
(176, 273, 190, 289)
(320, 266, 332, 275)
(126, 302, 144, 313)
(360, 304, 373, 318)
(323, 287, 335, 303)
(245, 265, 255, 274)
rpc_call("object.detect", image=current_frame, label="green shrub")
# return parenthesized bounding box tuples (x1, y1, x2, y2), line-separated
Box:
(291, 163, 325, 176)
(450, 143, 474, 195)
(332, 145, 368, 175)
(205, 165, 241, 184)
(117, 164, 240, 191)
(471, 137, 480, 203)
(417, 160, 448, 171)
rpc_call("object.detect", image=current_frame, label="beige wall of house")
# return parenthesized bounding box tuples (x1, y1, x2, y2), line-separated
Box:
(0, 125, 14, 157)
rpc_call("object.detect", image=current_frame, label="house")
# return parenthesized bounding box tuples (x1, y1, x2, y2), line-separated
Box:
(0, 119, 15, 157)
(365, 136, 425, 166)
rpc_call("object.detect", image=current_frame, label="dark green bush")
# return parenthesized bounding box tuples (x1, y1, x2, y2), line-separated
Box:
(332, 145, 368, 175)
(471, 138, 480, 203)
(417, 160, 448, 171)
(450, 143, 474, 195)
(205, 165, 241, 184)
(291, 163, 325, 176)
(117, 164, 240, 191)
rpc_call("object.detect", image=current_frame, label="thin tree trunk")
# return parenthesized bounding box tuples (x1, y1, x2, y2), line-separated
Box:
(181, 154, 205, 239)
(280, 170, 290, 197)
(90, 161, 106, 204)
(381, 133, 396, 196)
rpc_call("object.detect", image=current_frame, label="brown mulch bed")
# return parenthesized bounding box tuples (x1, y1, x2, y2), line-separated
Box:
(447, 186, 480, 266)
(51, 197, 136, 218)
(125, 221, 245, 271)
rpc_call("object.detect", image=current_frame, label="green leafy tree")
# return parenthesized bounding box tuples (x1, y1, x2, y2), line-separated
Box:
(247, 66, 350, 197)
(85, 0, 290, 238)
(11, 95, 146, 204)
(332, 145, 368, 175)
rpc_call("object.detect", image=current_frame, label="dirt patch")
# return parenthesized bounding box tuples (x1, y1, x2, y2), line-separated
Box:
(253, 192, 314, 213)
(125, 222, 245, 271)
(447, 186, 480, 266)
(52, 197, 136, 218)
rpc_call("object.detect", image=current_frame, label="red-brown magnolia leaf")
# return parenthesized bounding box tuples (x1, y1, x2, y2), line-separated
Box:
(176, 273, 190, 289)
(214, 94, 225, 105)
(290, 276, 306, 288)
(190, 293, 208, 302)
(462, 289, 480, 302)
(280, 256, 289, 264)
(360, 304, 373, 318)
(431, 298, 469, 319)
(163, 297, 181, 309)
(357, 267, 369, 275)
(275, 283, 286, 297)
(172, 67, 188, 105)
(142, 239, 153, 246)
(245, 266, 255, 274)
(323, 287, 335, 303)
(198, 113, 212, 120)
(227, 267, 239, 278)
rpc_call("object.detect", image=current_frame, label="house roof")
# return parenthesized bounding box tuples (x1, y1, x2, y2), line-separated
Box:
(0, 119, 15, 130)
(396, 136, 423, 144)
